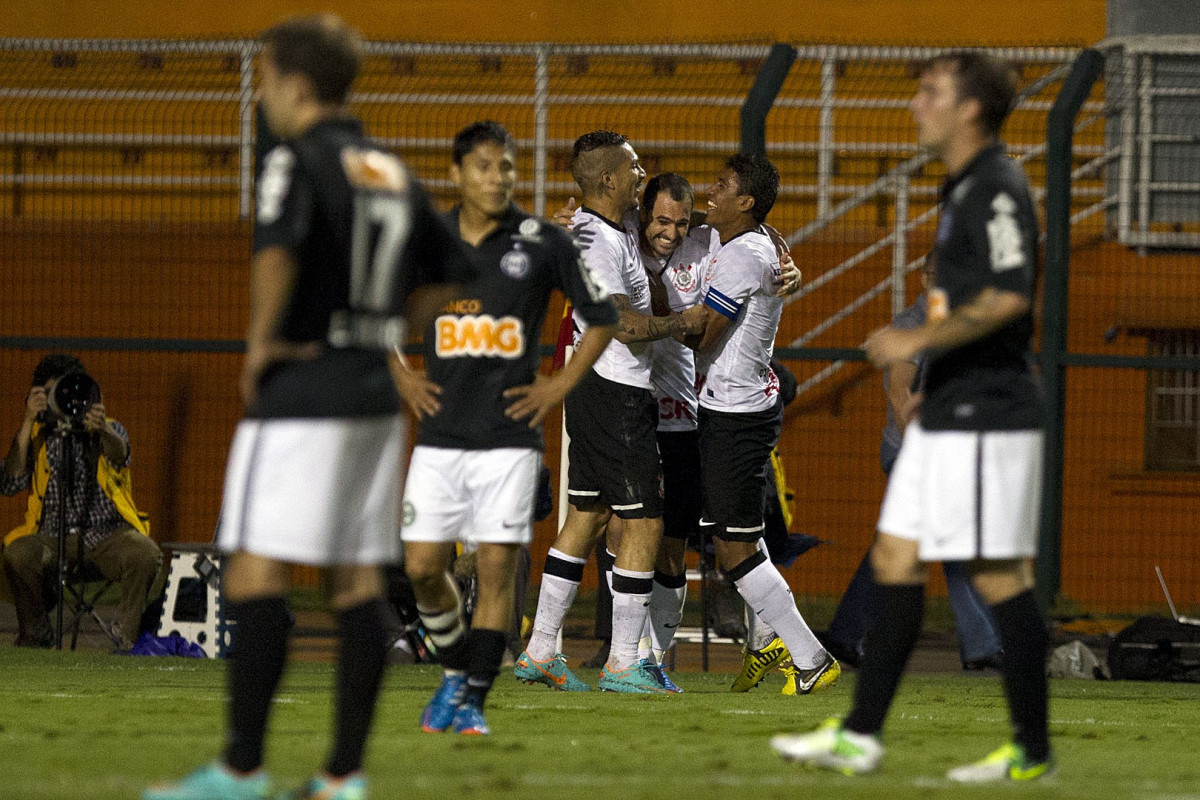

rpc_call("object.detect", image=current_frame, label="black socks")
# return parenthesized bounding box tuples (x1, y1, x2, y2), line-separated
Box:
(224, 597, 293, 773)
(844, 584, 925, 736)
(990, 590, 1051, 762)
(326, 598, 391, 777)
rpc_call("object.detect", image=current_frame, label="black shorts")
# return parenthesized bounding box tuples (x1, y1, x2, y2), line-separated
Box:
(657, 429, 701, 541)
(565, 369, 663, 519)
(698, 401, 782, 542)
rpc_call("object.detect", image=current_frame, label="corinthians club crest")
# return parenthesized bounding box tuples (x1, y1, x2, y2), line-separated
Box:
(672, 262, 698, 293)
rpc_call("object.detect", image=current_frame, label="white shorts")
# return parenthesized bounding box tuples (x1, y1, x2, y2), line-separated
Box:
(878, 423, 1043, 562)
(400, 446, 539, 546)
(216, 415, 403, 566)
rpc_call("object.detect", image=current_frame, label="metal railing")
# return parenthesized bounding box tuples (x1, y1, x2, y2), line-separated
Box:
(2, 38, 1082, 221)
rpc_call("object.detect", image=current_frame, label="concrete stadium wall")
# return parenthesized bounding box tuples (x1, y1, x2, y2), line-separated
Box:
(1109, 0, 1200, 36)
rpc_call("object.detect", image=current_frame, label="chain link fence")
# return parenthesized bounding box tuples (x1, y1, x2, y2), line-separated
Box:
(4, 36, 1193, 613)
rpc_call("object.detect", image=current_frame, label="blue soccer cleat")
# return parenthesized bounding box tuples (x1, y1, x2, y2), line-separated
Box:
(451, 699, 491, 735)
(420, 672, 467, 732)
(645, 663, 684, 693)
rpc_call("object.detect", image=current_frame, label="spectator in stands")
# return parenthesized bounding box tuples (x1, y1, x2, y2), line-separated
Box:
(2, 353, 159, 651)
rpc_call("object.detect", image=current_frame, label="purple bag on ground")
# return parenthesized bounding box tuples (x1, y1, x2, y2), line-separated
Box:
(127, 631, 207, 658)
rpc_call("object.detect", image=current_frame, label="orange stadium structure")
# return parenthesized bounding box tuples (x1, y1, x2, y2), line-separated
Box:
(3, 1, 1198, 614)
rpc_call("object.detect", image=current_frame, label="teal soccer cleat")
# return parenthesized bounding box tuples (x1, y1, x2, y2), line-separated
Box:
(513, 651, 591, 691)
(598, 659, 675, 693)
(276, 772, 366, 799)
(143, 762, 270, 800)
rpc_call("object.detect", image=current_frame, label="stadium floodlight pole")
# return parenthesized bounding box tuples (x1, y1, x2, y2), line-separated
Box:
(1040, 47, 1105, 609)
(739, 43, 797, 157)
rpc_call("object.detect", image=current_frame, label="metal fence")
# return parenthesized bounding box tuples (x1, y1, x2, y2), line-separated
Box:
(2, 36, 1194, 612)
(1041, 37, 1200, 614)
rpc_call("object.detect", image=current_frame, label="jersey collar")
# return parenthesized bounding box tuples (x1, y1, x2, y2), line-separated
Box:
(448, 203, 525, 243)
(579, 206, 626, 233)
(941, 142, 1005, 200)
(297, 116, 364, 141)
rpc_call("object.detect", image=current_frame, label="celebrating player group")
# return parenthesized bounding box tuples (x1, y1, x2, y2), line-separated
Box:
(145, 12, 1051, 800)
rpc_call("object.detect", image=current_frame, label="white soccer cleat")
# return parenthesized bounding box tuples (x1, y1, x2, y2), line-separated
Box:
(771, 718, 883, 775)
(947, 743, 1055, 783)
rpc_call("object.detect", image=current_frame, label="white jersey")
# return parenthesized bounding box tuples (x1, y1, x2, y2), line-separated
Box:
(571, 207, 653, 389)
(646, 233, 709, 431)
(695, 225, 783, 413)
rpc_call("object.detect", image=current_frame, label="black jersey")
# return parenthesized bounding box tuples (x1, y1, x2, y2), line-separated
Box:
(922, 143, 1042, 431)
(250, 117, 473, 419)
(416, 204, 618, 450)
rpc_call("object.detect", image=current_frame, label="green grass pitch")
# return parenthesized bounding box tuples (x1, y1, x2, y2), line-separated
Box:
(2, 648, 1199, 799)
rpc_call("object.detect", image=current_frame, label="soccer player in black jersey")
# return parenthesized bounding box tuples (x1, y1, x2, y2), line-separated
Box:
(145, 15, 473, 800)
(772, 51, 1052, 783)
(394, 121, 617, 734)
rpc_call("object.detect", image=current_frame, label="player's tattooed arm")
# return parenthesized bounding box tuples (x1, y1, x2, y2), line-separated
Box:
(611, 293, 703, 344)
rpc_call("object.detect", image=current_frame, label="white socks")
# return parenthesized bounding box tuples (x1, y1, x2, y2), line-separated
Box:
(526, 548, 586, 662)
(609, 566, 654, 670)
(733, 559, 824, 669)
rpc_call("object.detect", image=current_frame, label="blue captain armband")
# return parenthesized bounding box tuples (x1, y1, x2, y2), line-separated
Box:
(704, 287, 742, 320)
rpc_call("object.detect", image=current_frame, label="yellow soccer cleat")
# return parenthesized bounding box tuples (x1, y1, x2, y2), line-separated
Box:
(731, 636, 790, 692)
(781, 651, 841, 695)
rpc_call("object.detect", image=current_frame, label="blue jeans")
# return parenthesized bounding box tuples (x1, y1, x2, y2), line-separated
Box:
(826, 554, 1001, 663)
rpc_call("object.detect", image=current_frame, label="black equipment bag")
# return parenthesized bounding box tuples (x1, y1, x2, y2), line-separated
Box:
(1107, 616, 1200, 682)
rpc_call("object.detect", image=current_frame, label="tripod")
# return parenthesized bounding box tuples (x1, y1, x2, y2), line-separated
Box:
(49, 422, 108, 650)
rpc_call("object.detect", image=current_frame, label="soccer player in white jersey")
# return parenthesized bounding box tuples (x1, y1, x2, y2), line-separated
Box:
(550, 174, 804, 691)
(679, 154, 840, 696)
(515, 131, 704, 694)
(631, 173, 710, 688)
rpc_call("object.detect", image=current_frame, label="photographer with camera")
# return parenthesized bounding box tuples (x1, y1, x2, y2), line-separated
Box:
(1, 353, 159, 650)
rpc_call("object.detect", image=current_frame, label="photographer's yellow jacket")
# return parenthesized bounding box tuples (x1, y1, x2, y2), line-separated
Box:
(3, 419, 150, 547)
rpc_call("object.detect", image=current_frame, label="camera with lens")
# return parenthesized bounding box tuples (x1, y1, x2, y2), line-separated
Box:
(46, 372, 101, 431)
